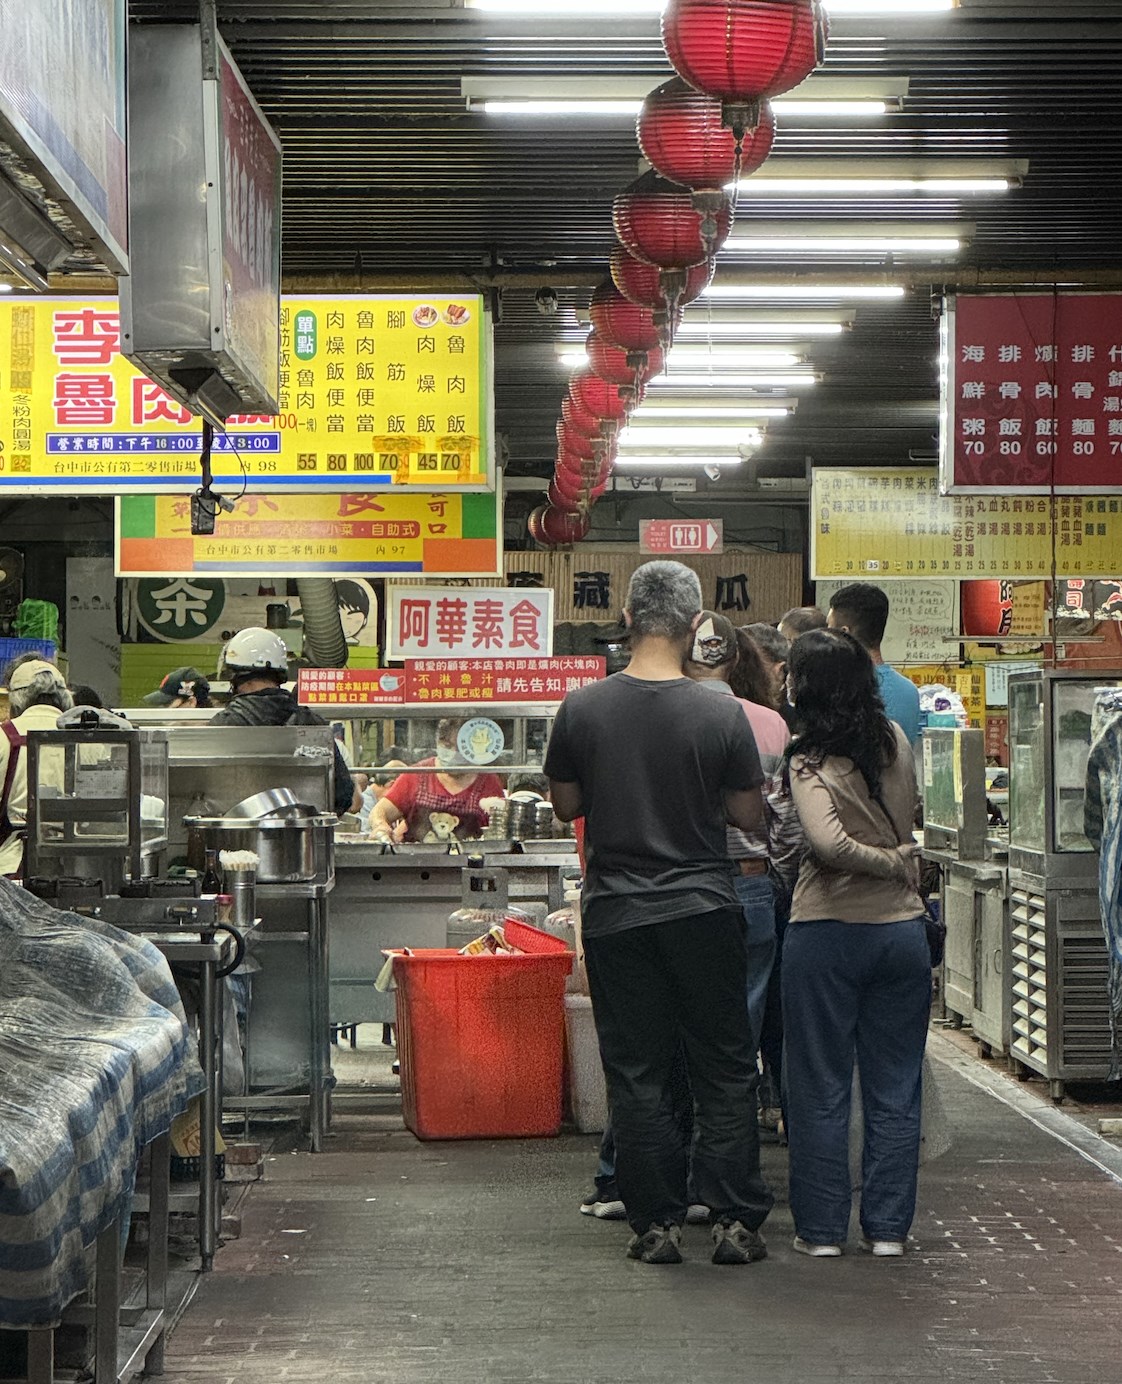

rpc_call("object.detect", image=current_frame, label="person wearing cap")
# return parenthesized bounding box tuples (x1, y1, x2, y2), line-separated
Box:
(142, 666, 211, 709)
(210, 627, 358, 817)
(0, 660, 74, 877)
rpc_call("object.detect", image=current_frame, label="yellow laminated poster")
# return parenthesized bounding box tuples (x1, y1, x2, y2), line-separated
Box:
(170, 1098, 228, 1158)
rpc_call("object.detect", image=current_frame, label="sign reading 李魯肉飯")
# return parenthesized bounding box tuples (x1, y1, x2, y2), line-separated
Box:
(941, 292, 1122, 493)
(812, 468, 1122, 580)
(115, 490, 500, 578)
(0, 295, 492, 492)
(388, 588, 554, 661)
(403, 657, 605, 705)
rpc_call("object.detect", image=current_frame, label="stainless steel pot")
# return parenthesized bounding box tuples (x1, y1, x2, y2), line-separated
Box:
(185, 814, 332, 883)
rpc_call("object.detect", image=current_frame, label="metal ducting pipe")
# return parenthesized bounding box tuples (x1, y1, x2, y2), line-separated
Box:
(296, 578, 348, 668)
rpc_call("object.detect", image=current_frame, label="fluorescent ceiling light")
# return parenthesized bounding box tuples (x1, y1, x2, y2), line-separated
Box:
(635, 405, 790, 418)
(734, 178, 1008, 195)
(476, 97, 891, 118)
(0, 283, 13, 294)
(467, 1, 951, 12)
(615, 456, 745, 469)
(675, 321, 847, 338)
(702, 283, 906, 300)
(827, 0, 952, 10)
(647, 373, 817, 390)
(729, 159, 1025, 196)
(723, 236, 961, 256)
(620, 427, 763, 447)
(559, 347, 801, 369)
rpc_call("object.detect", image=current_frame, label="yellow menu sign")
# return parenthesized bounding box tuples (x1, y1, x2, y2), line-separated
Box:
(812, 468, 1122, 579)
(0, 295, 492, 494)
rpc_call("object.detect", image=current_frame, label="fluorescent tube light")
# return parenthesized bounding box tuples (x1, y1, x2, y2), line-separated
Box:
(559, 348, 802, 369)
(675, 321, 846, 338)
(634, 405, 790, 418)
(476, 97, 891, 118)
(467, 1, 952, 11)
(620, 428, 763, 447)
(723, 236, 961, 255)
(733, 179, 1008, 195)
(702, 283, 906, 300)
(647, 373, 817, 390)
(615, 456, 745, 468)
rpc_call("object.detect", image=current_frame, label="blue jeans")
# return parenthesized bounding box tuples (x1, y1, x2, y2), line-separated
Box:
(734, 871, 776, 1055)
(782, 918, 930, 1245)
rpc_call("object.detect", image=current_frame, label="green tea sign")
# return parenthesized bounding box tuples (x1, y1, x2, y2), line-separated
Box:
(136, 577, 226, 640)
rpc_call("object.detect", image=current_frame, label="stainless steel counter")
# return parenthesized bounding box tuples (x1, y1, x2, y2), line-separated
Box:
(330, 840, 580, 1028)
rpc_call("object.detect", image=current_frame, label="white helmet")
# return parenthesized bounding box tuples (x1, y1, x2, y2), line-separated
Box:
(221, 627, 289, 679)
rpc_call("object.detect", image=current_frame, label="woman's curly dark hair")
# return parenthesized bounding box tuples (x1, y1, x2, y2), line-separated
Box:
(728, 627, 775, 708)
(785, 628, 898, 798)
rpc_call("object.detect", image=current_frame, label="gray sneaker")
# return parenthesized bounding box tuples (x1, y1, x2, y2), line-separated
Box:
(627, 1223, 683, 1265)
(712, 1221, 768, 1265)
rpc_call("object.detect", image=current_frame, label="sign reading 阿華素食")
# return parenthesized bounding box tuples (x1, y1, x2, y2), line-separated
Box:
(388, 587, 554, 661)
(0, 295, 492, 493)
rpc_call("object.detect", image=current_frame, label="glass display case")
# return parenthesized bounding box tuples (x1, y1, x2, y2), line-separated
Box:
(24, 726, 169, 889)
(922, 727, 988, 860)
(1008, 670, 1122, 875)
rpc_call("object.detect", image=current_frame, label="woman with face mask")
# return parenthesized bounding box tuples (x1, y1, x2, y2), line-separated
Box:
(367, 718, 505, 844)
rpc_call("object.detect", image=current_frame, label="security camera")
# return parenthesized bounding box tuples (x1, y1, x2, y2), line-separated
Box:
(704, 464, 721, 482)
(534, 286, 559, 317)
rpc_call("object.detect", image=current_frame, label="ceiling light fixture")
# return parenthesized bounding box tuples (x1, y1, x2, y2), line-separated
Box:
(614, 455, 746, 468)
(476, 97, 892, 118)
(675, 320, 847, 337)
(634, 404, 790, 418)
(646, 372, 817, 390)
(702, 283, 905, 299)
(722, 236, 961, 255)
(619, 427, 764, 447)
(467, 1, 952, 13)
(558, 347, 802, 368)
(733, 178, 1009, 195)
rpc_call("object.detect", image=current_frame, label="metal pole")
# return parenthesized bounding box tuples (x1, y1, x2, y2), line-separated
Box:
(95, 1220, 120, 1384)
(308, 893, 329, 1152)
(198, 958, 217, 1271)
(145, 1130, 171, 1376)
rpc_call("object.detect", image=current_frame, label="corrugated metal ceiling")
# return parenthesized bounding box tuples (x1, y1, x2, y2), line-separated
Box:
(126, 2, 1122, 484)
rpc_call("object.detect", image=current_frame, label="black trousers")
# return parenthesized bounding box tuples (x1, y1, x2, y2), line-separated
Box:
(584, 908, 774, 1235)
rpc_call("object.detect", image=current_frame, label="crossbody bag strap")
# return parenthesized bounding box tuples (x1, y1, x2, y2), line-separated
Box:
(0, 719, 26, 840)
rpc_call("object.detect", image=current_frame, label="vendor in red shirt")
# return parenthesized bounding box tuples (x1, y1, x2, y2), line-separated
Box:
(368, 718, 505, 844)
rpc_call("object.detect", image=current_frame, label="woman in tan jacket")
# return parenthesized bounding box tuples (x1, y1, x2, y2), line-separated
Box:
(781, 629, 928, 1260)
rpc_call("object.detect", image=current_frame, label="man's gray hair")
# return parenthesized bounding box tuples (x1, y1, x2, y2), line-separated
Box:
(625, 561, 703, 640)
(9, 673, 74, 720)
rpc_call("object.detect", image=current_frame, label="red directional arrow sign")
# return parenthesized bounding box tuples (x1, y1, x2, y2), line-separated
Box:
(638, 518, 724, 556)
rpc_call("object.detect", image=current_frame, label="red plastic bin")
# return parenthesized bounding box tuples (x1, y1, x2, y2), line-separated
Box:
(387, 917, 575, 1140)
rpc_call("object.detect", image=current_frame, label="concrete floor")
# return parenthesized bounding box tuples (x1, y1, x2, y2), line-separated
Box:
(163, 1034, 1122, 1384)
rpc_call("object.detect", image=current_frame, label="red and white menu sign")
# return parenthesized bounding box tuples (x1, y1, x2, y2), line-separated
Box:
(405, 657, 605, 704)
(388, 587, 554, 660)
(297, 668, 405, 706)
(942, 292, 1122, 493)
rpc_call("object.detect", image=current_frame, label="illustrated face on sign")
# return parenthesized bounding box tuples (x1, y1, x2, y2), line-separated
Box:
(335, 579, 373, 643)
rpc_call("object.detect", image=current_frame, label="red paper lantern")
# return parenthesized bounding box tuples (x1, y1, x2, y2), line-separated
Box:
(586, 330, 666, 388)
(550, 472, 609, 508)
(961, 580, 1016, 638)
(569, 369, 642, 420)
(539, 505, 592, 546)
(557, 442, 615, 480)
(561, 395, 610, 439)
(613, 170, 733, 269)
(527, 505, 548, 545)
(610, 248, 714, 325)
(638, 77, 775, 189)
(663, 1, 826, 109)
(548, 480, 585, 512)
(590, 280, 664, 353)
(557, 420, 603, 462)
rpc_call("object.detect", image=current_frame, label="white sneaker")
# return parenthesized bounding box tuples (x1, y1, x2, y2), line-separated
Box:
(858, 1237, 905, 1257)
(792, 1236, 843, 1258)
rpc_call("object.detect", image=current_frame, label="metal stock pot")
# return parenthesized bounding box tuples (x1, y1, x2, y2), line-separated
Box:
(185, 814, 333, 883)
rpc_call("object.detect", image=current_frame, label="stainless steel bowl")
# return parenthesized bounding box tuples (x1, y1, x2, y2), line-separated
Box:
(227, 787, 309, 820)
(185, 814, 333, 882)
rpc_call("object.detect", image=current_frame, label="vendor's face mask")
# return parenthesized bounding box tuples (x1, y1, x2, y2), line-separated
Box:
(435, 744, 459, 768)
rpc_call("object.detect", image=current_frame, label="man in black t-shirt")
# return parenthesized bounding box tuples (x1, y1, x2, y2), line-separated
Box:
(545, 560, 774, 1266)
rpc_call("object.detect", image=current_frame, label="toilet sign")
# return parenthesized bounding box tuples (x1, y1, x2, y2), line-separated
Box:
(639, 519, 723, 556)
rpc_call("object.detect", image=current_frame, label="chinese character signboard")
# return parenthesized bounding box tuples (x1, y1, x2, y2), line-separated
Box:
(404, 657, 605, 704)
(812, 468, 1122, 579)
(297, 669, 405, 707)
(388, 588, 554, 660)
(116, 491, 500, 578)
(639, 519, 723, 555)
(940, 292, 1122, 493)
(0, 295, 492, 493)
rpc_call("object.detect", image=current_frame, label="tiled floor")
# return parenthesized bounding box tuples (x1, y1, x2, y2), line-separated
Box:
(162, 1036, 1122, 1384)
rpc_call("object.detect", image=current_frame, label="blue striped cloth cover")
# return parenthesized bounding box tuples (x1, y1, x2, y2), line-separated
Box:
(0, 882, 204, 1328)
